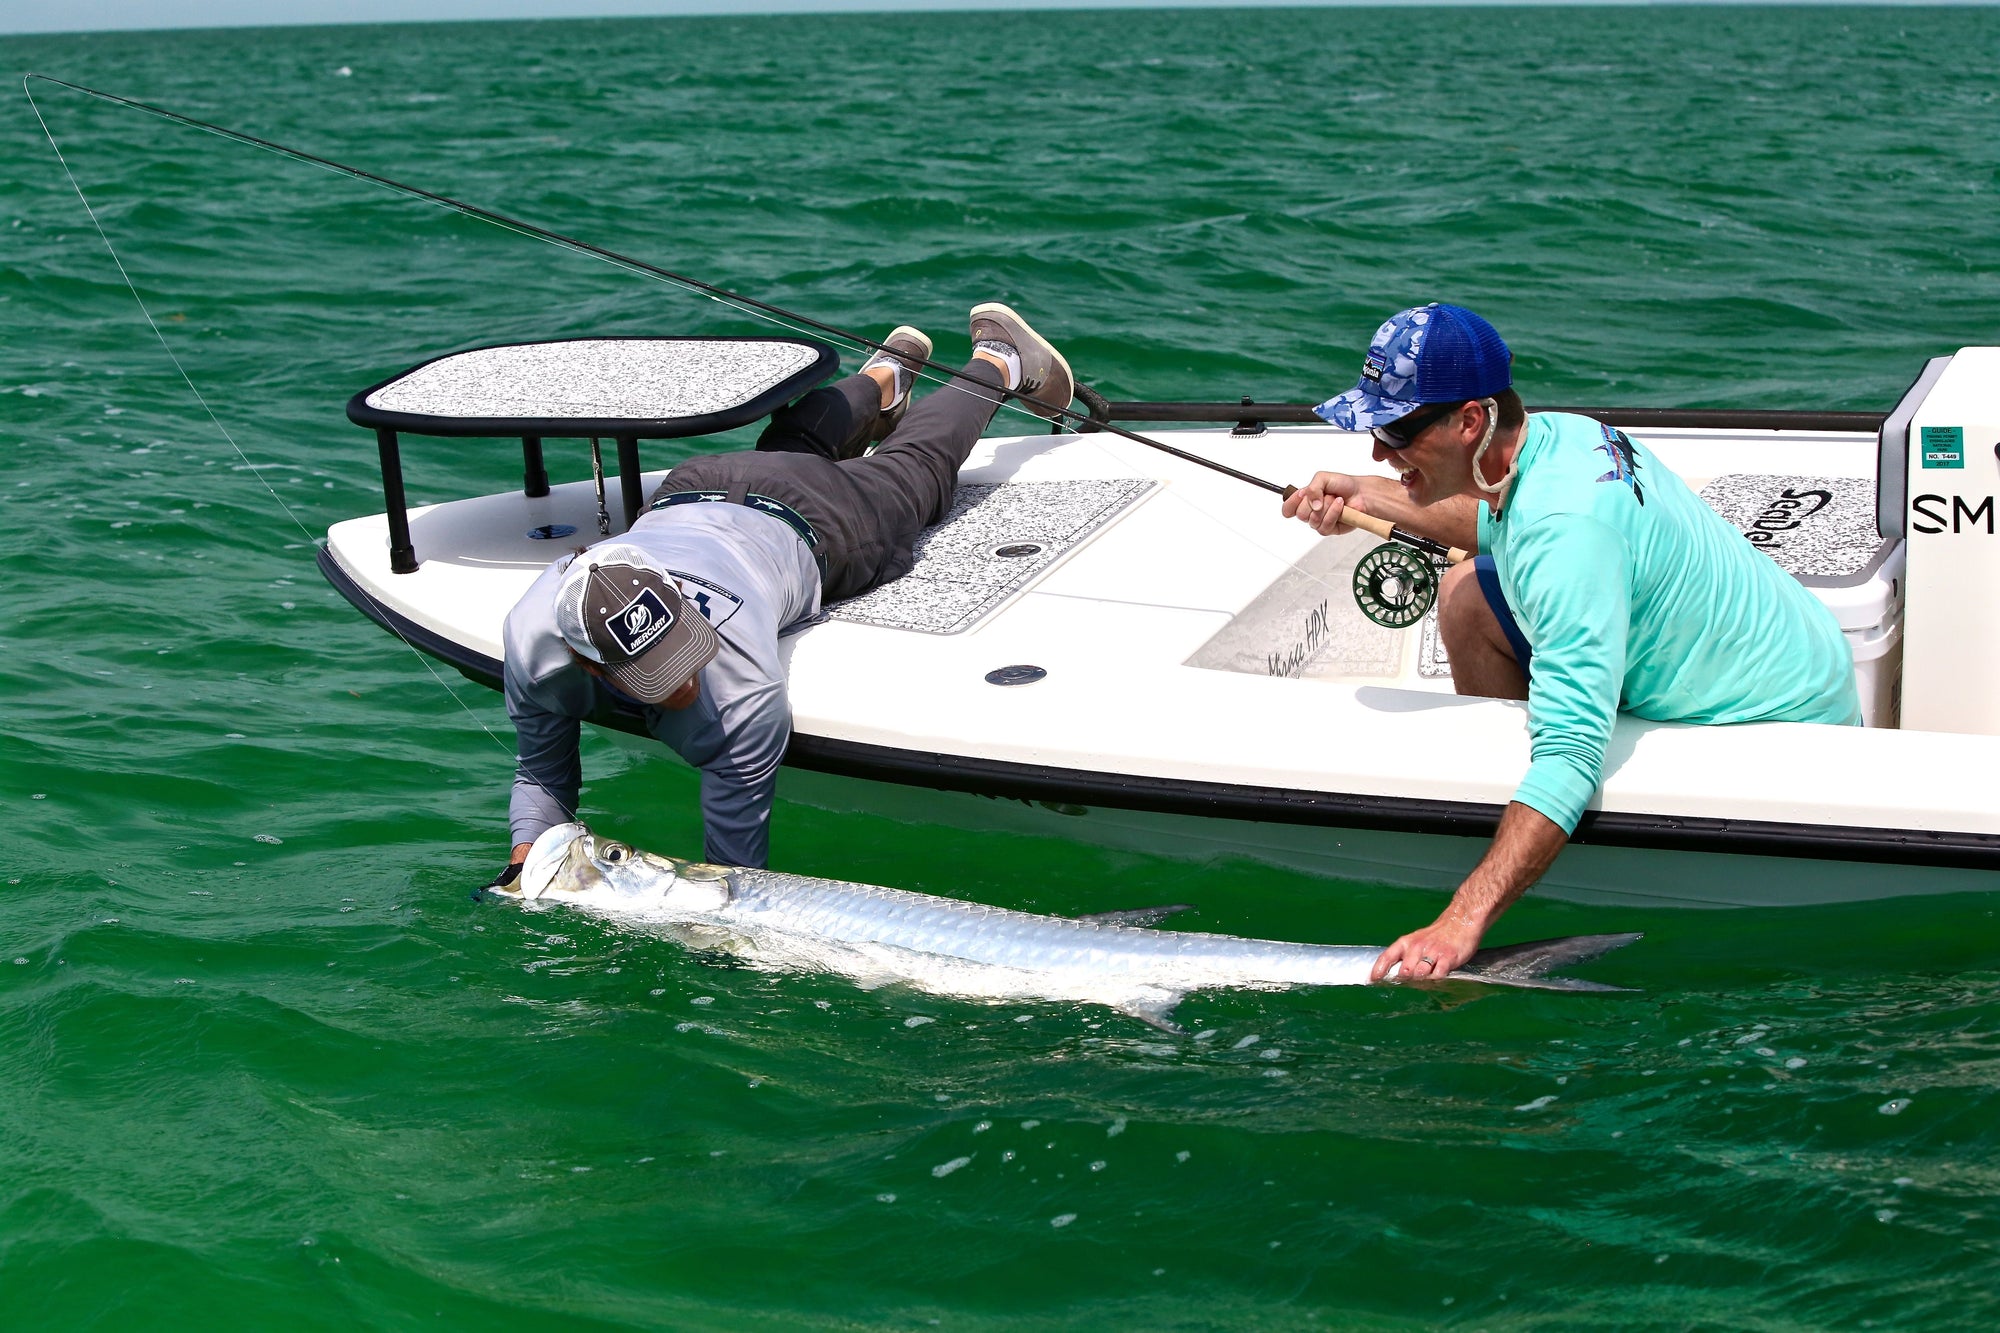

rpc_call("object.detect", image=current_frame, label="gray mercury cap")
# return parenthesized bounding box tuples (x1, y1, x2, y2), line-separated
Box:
(553, 542, 720, 702)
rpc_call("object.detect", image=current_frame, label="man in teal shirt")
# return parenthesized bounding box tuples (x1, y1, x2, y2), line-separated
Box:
(1283, 304, 1859, 980)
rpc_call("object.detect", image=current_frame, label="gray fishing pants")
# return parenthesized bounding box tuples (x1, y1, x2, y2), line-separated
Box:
(652, 360, 1006, 603)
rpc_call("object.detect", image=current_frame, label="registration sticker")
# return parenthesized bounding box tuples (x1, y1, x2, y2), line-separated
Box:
(1921, 425, 1965, 469)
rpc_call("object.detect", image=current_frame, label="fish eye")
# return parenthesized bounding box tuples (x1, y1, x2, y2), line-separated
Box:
(601, 842, 630, 863)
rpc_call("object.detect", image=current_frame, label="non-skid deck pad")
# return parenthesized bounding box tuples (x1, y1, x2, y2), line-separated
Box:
(364, 339, 824, 420)
(1193, 473, 1885, 686)
(1698, 473, 1886, 582)
(828, 480, 1157, 635)
(1417, 605, 1451, 679)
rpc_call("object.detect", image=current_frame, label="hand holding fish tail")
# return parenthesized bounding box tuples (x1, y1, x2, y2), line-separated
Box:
(1372, 803, 1570, 982)
(1371, 914, 1484, 982)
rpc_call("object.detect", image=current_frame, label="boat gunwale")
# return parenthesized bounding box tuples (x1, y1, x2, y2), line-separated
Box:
(1087, 401, 1888, 433)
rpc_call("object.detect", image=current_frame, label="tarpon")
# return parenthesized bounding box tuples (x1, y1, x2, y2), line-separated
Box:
(501, 823, 1639, 1030)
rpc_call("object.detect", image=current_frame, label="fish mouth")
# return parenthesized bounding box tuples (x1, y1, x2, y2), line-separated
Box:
(521, 822, 591, 899)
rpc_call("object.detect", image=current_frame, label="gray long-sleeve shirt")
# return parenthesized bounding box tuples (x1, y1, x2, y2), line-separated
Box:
(503, 502, 821, 866)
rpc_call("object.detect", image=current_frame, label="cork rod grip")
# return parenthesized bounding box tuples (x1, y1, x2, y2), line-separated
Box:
(1281, 485, 1469, 565)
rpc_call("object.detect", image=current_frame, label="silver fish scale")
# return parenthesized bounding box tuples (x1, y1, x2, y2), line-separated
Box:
(724, 869, 1377, 984)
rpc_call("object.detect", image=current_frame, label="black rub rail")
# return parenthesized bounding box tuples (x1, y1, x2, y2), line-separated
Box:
(1067, 390, 1886, 436)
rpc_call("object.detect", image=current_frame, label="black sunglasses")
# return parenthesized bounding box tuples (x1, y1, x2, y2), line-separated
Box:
(1371, 403, 1459, 448)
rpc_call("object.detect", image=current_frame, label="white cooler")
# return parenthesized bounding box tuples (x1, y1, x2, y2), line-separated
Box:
(1699, 473, 1904, 728)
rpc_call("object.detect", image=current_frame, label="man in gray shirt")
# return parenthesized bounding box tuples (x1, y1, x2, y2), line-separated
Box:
(494, 303, 1073, 882)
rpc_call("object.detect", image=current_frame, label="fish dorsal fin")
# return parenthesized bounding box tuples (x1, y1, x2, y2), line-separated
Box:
(1075, 904, 1195, 930)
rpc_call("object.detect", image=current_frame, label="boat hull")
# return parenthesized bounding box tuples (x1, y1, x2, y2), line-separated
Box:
(772, 767, 2000, 910)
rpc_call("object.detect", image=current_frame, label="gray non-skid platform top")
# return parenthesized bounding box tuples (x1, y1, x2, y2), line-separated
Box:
(363, 339, 826, 421)
(829, 479, 1158, 635)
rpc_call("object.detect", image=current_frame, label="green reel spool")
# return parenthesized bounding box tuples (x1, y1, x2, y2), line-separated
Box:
(1352, 544, 1441, 629)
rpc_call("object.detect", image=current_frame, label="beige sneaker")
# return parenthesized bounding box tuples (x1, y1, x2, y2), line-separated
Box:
(858, 325, 933, 447)
(968, 302, 1074, 420)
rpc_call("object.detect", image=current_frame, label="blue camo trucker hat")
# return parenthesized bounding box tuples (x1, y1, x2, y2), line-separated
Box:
(1314, 304, 1512, 431)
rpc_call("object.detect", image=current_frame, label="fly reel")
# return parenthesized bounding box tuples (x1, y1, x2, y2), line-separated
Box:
(1353, 543, 1442, 629)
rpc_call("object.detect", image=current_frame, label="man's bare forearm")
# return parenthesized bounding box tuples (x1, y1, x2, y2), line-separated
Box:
(1367, 802, 1569, 981)
(1442, 802, 1568, 933)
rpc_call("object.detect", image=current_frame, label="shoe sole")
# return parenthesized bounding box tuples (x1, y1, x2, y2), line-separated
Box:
(969, 301, 1074, 420)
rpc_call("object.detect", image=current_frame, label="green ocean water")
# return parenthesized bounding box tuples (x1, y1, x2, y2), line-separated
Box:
(5, 5, 2000, 1328)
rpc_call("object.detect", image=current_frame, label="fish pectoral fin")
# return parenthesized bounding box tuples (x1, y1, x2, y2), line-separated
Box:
(1118, 991, 1187, 1035)
(1075, 904, 1195, 929)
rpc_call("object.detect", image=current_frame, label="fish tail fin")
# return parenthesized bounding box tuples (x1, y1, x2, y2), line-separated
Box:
(1457, 932, 1642, 992)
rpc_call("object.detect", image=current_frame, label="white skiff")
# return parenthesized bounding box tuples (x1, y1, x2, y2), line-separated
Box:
(319, 342, 2000, 906)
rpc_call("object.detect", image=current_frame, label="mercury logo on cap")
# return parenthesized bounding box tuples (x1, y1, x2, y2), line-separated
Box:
(557, 545, 723, 704)
(603, 584, 675, 659)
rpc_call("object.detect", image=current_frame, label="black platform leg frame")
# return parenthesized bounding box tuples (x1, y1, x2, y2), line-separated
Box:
(376, 427, 418, 574)
(616, 435, 643, 531)
(522, 436, 549, 498)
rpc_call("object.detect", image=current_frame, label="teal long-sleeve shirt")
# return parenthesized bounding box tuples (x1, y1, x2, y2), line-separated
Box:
(1477, 413, 1860, 832)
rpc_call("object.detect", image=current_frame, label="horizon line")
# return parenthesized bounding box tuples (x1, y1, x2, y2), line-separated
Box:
(8, 0, 1995, 42)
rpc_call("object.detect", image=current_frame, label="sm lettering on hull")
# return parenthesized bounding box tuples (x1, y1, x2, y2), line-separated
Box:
(1911, 493, 1996, 535)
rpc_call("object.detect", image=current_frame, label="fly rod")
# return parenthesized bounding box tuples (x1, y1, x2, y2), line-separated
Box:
(26, 75, 1292, 497)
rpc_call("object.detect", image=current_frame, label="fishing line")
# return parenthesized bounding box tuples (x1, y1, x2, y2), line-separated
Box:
(22, 75, 1293, 495)
(28, 74, 1424, 850)
(24, 74, 573, 820)
(23, 75, 1372, 636)
(29, 75, 1447, 712)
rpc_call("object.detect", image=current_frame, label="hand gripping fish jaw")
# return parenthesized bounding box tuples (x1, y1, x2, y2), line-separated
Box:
(520, 822, 591, 900)
(521, 822, 733, 912)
